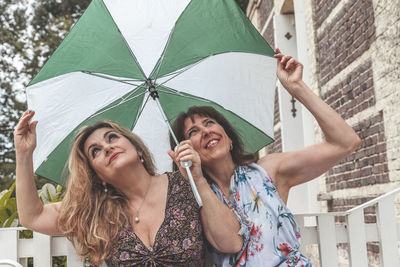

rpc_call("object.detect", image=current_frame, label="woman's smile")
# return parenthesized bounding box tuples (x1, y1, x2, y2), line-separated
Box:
(109, 152, 121, 164)
(205, 138, 220, 149)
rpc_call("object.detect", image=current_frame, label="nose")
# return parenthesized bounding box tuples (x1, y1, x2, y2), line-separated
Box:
(201, 126, 211, 138)
(104, 143, 113, 156)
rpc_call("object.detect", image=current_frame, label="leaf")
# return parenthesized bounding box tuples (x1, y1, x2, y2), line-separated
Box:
(0, 182, 15, 208)
(0, 207, 9, 224)
(5, 197, 17, 213)
(4, 211, 18, 227)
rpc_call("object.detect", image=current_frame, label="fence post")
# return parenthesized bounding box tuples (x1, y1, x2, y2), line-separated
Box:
(0, 228, 19, 261)
(317, 214, 338, 267)
(377, 196, 400, 267)
(33, 232, 51, 267)
(346, 209, 368, 266)
(66, 240, 83, 267)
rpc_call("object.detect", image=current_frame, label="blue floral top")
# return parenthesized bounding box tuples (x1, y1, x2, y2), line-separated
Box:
(208, 163, 311, 267)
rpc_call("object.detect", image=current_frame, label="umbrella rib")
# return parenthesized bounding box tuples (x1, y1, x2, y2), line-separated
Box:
(154, 58, 206, 90)
(101, 5, 147, 79)
(121, 83, 147, 101)
(88, 91, 146, 119)
(82, 71, 144, 86)
(157, 87, 212, 103)
(132, 93, 152, 129)
(152, 24, 176, 84)
(82, 71, 147, 106)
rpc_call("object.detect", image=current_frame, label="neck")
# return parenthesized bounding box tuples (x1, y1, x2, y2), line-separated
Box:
(203, 156, 235, 194)
(114, 163, 153, 202)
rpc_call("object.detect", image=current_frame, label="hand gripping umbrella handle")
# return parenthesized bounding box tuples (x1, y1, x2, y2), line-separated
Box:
(174, 146, 203, 207)
(153, 96, 203, 207)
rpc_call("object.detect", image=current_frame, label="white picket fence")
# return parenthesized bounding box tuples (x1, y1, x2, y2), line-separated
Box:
(296, 187, 400, 267)
(1, 187, 399, 266)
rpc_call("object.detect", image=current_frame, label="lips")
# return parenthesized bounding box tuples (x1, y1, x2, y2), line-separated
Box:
(109, 152, 121, 164)
(205, 138, 219, 149)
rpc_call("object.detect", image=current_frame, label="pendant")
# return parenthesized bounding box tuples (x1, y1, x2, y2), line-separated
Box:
(134, 216, 140, 223)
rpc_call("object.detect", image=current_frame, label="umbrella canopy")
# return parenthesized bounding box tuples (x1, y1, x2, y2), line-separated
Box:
(27, 0, 276, 185)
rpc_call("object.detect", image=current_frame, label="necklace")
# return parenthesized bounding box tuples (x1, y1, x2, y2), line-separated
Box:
(132, 177, 152, 224)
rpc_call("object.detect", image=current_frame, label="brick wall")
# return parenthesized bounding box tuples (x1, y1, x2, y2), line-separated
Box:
(314, 0, 376, 86)
(266, 128, 282, 154)
(326, 111, 389, 192)
(257, 0, 274, 27)
(322, 60, 375, 120)
(312, 0, 341, 28)
(265, 88, 281, 153)
(263, 19, 275, 49)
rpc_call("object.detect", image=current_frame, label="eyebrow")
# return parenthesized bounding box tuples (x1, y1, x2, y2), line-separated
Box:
(86, 130, 114, 157)
(185, 118, 211, 137)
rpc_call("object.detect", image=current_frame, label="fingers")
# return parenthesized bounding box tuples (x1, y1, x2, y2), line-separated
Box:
(30, 120, 38, 134)
(174, 140, 200, 163)
(273, 49, 300, 71)
(15, 110, 35, 134)
(168, 149, 187, 178)
(285, 58, 296, 70)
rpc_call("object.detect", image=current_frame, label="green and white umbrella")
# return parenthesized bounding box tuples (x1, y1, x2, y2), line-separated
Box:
(27, 0, 276, 205)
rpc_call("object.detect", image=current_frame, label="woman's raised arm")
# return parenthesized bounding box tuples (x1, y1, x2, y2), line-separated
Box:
(14, 110, 62, 236)
(258, 49, 361, 202)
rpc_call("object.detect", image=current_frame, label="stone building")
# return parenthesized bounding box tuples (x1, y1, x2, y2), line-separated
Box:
(247, 0, 400, 265)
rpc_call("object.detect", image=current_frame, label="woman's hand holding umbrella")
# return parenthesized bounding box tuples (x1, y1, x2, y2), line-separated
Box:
(168, 140, 204, 183)
(274, 48, 304, 95)
(260, 49, 361, 203)
(168, 141, 244, 254)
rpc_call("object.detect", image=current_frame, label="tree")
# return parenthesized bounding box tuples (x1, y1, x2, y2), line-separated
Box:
(0, 0, 29, 186)
(0, 0, 91, 190)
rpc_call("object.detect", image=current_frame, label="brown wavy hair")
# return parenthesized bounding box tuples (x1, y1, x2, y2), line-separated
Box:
(57, 120, 155, 265)
(170, 106, 256, 172)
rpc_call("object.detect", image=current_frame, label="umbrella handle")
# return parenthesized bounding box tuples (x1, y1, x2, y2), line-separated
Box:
(184, 166, 203, 207)
(173, 146, 202, 206)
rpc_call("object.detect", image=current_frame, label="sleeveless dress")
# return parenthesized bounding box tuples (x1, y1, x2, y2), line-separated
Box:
(106, 171, 205, 266)
(208, 163, 311, 267)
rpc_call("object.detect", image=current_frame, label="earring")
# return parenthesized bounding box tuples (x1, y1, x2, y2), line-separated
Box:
(230, 143, 233, 151)
(102, 181, 108, 193)
(140, 156, 144, 163)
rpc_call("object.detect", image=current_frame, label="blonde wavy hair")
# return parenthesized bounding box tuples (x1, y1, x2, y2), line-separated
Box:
(57, 120, 155, 265)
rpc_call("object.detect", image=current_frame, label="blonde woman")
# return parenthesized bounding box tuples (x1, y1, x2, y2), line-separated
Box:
(14, 111, 243, 266)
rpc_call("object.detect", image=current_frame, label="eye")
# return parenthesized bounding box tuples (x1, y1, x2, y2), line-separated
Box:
(91, 147, 100, 158)
(206, 119, 215, 126)
(187, 129, 198, 138)
(109, 133, 118, 142)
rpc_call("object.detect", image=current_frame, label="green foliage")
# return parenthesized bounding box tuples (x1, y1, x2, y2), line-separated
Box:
(38, 183, 64, 204)
(0, 182, 63, 228)
(0, 182, 18, 227)
(0, 0, 90, 182)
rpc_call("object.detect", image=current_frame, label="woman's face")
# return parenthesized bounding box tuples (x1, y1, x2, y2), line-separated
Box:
(183, 114, 232, 167)
(83, 127, 141, 184)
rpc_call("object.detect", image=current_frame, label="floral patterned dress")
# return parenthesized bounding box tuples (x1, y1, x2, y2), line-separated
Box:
(208, 163, 311, 267)
(106, 171, 205, 266)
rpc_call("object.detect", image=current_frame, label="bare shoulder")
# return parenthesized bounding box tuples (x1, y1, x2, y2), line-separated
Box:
(257, 152, 283, 178)
(48, 201, 62, 211)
